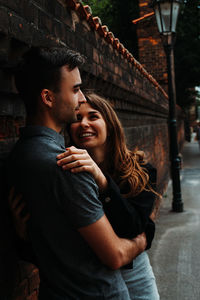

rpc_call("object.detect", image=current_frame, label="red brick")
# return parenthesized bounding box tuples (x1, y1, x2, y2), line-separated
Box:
(13, 278, 29, 300)
(26, 290, 39, 300)
(28, 268, 40, 293)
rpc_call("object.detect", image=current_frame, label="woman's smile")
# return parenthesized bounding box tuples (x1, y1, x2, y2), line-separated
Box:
(70, 103, 107, 156)
(79, 131, 96, 138)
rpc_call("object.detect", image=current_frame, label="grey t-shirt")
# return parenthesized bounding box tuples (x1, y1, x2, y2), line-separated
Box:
(7, 126, 130, 300)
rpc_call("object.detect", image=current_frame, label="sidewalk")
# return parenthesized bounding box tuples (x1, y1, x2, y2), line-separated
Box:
(148, 140, 200, 300)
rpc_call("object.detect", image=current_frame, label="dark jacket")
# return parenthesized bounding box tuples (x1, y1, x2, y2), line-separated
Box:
(99, 163, 157, 250)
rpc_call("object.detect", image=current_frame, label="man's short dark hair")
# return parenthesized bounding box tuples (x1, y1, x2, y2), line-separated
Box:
(15, 47, 85, 116)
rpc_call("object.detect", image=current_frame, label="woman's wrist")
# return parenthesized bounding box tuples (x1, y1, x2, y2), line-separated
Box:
(95, 171, 108, 192)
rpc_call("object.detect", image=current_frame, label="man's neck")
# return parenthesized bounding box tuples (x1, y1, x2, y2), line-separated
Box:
(26, 115, 62, 133)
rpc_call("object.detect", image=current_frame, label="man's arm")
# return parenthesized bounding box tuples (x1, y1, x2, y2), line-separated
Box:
(57, 169, 146, 270)
(78, 214, 147, 270)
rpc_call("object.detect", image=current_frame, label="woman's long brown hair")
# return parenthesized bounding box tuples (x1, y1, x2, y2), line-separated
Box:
(85, 92, 152, 198)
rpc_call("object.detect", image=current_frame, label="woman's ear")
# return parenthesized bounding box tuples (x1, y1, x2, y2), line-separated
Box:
(41, 89, 54, 108)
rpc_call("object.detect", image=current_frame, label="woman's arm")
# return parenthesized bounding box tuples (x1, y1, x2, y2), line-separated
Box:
(56, 147, 151, 240)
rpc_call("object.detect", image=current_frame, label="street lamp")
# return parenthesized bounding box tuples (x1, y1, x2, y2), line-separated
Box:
(152, 0, 184, 212)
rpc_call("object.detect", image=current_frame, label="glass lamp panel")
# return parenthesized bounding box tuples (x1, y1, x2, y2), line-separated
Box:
(154, 4, 163, 33)
(171, 2, 180, 32)
(160, 2, 172, 33)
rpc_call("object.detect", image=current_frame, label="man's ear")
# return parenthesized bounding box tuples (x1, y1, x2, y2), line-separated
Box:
(41, 89, 54, 108)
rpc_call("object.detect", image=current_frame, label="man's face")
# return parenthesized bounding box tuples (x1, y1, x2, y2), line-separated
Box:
(52, 66, 86, 126)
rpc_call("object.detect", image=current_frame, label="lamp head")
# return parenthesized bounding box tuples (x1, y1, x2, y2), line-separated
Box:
(151, 0, 182, 35)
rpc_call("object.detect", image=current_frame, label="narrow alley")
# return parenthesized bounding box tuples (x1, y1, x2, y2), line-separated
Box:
(149, 140, 200, 300)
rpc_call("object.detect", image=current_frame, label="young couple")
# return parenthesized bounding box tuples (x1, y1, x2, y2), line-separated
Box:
(7, 47, 159, 299)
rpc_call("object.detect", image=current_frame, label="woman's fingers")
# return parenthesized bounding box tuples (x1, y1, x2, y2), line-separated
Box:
(57, 147, 87, 159)
(70, 165, 90, 173)
(22, 213, 31, 223)
(7, 188, 29, 241)
(15, 202, 25, 216)
(61, 160, 82, 170)
(56, 147, 98, 177)
(67, 146, 87, 154)
(9, 190, 23, 210)
(61, 158, 92, 170)
(57, 153, 89, 166)
(8, 187, 28, 220)
(8, 186, 15, 206)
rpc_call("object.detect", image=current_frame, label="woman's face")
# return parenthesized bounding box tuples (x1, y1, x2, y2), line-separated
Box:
(70, 103, 108, 154)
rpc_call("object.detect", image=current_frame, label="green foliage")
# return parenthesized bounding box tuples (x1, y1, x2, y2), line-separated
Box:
(83, 0, 140, 57)
(83, 0, 112, 13)
(175, 0, 200, 109)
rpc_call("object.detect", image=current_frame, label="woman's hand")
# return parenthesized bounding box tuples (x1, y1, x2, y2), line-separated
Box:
(8, 187, 30, 241)
(57, 146, 108, 191)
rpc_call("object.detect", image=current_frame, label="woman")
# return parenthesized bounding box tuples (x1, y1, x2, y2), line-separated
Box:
(56, 92, 160, 300)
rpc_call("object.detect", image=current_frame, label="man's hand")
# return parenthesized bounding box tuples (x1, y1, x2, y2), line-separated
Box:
(132, 232, 147, 255)
(78, 215, 147, 270)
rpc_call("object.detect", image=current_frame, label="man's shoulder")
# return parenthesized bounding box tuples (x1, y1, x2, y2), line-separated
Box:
(8, 136, 64, 180)
(55, 165, 98, 192)
(15, 133, 63, 157)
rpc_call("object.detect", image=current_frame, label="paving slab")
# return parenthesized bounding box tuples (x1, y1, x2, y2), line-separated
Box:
(148, 141, 200, 300)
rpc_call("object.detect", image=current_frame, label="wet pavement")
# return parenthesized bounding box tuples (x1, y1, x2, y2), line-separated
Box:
(148, 140, 200, 300)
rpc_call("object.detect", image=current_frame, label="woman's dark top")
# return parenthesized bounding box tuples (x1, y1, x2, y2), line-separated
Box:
(99, 163, 157, 253)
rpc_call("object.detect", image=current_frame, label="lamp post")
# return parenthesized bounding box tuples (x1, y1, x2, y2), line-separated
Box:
(152, 0, 184, 212)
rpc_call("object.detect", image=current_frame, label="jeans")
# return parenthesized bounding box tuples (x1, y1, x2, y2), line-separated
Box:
(120, 251, 160, 300)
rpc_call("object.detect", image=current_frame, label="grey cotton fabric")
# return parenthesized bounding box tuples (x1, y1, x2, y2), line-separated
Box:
(6, 126, 131, 300)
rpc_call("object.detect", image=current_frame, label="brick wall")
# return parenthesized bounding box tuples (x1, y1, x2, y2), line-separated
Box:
(0, 0, 184, 299)
(11, 261, 40, 300)
(137, 0, 185, 161)
(137, 0, 168, 92)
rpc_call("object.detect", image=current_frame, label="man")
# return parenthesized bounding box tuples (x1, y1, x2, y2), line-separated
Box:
(7, 47, 146, 299)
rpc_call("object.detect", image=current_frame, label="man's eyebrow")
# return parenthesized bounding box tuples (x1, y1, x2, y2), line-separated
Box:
(73, 83, 82, 88)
